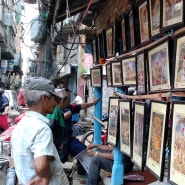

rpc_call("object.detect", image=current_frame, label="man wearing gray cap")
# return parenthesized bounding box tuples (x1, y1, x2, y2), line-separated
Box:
(10, 77, 69, 185)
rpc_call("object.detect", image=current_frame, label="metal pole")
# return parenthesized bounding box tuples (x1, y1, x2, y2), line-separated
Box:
(93, 87, 102, 145)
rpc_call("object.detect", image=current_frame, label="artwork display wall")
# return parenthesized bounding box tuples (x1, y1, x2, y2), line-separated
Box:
(89, 1, 185, 184)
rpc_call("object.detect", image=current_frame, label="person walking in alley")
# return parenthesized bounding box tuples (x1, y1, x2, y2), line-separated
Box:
(10, 77, 69, 185)
(16, 88, 26, 113)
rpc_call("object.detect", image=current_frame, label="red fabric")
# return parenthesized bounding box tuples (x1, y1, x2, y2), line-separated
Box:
(0, 115, 9, 130)
(0, 125, 17, 141)
(14, 112, 25, 123)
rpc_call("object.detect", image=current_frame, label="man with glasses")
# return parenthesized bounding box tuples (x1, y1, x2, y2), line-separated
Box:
(10, 77, 69, 185)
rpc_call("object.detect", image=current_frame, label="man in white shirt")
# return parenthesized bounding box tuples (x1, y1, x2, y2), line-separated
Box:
(10, 77, 69, 185)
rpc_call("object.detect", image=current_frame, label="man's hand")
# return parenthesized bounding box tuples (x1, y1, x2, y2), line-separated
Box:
(92, 98, 100, 105)
(86, 149, 96, 157)
(86, 143, 96, 150)
(28, 176, 49, 185)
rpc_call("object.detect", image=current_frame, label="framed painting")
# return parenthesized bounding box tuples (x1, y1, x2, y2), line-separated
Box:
(106, 63, 112, 87)
(147, 37, 171, 93)
(132, 101, 147, 171)
(161, 0, 184, 31)
(90, 66, 102, 87)
(136, 51, 147, 94)
(97, 32, 105, 59)
(169, 101, 185, 185)
(138, 0, 150, 43)
(92, 37, 98, 64)
(121, 56, 136, 86)
(148, 0, 161, 38)
(128, 9, 135, 49)
(121, 14, 127, 53)
(105, 25, 115, 58)
(107, 97, 119, 146)
(119, 99, 132, 157)
(172, 33, 185, 91)
(111, 60, 123, 87)
(145, 100, 170, 181)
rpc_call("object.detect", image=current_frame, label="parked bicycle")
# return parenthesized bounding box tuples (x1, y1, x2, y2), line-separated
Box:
(81, 113, 108, 146)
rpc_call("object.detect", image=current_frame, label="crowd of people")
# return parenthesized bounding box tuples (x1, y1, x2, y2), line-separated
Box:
(4, 77, 133, 185)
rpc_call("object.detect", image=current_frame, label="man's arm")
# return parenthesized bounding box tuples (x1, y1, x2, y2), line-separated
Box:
(29, 156, 51, 185)
(87, 143, 113, 151)
(80, 98, 100, 110)
(86, 145, 114, 160)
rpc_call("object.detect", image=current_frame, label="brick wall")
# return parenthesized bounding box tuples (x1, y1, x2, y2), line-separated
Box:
(95, 0, 132, 34)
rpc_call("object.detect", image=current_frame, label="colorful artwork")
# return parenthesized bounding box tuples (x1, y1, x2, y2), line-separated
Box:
(174, 35, 185, 90)
(111, 61, 123, 86)
(169, 102, 185, 185)
(146, 101, 169, 181)
(148, 39, 170, 92)
(162, 0, 183, 28)
(119, 100, 131, 156)
(149, 0, 160, 36)
(132, 102, 146, 171)
(149, 112, 163, 163)
(107, 97, 119, 146)
(173, 115, 185, 173)
(106, 28, 113, 57)
(122, 57, 136, 86)
(139, 1, 149, 43)
(134, 112, 144, 156)
(151, 49, 168, 86)
(136, 53, 146, 93)
(120, 108, 130, 146)
(90, 67, 102, 87)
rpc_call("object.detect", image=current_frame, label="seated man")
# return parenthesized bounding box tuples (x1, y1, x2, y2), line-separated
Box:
(85, 143, 134, 185)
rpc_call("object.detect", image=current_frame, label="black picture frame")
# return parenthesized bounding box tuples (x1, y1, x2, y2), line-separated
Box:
(136, 50, 148, 94)
(128, 9, 136, 50)
(97, 32, 105, 59)
(145, 100, 170, 181)
(132, 101, 147, 172)
(121, 56, 137, 86)
(106, 62, 112, 87)
(120, 13, 127, 53)
(148, 0, 161, 38)
(105, 24, 115, 58)
(111, 60, 123, 87)
(147, 37, 171, 93)
(107, 96, 119, 146)
(169, 101, 185, 185)
(138, 0, 150, 44)
(92, 37, 98, 64)
(119, 99, 132, 157)
(90, 66, 102, 87)
(172, 32, 185, 92)
(161, 0, 185, 32)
